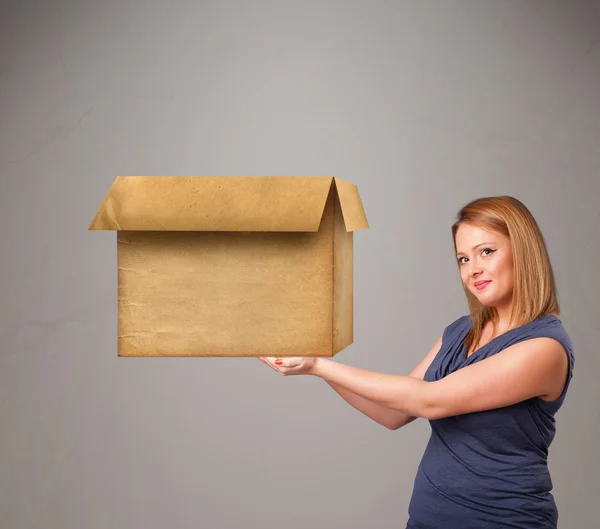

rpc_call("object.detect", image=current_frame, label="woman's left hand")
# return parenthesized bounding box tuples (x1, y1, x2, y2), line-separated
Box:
(258, 356, 321, 376)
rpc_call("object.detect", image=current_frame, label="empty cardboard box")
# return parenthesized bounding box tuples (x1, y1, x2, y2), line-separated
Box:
(89, 176, 369, 357)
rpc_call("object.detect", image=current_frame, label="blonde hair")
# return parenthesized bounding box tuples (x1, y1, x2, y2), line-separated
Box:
(451, 196, 559, 353)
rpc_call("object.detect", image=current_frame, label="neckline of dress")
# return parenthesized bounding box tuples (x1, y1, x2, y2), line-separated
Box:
(462, 313, 558, 360)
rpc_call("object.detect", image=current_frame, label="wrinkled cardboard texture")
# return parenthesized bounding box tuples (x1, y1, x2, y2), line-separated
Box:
(89, 176, 368, 356)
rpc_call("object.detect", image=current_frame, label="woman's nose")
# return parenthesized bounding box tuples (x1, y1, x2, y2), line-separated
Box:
(468, 261, 482, 276)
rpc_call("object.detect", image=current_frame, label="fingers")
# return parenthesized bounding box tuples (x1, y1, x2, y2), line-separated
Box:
(258, 357, 276, 371)
(259, 356, 283, 373)
(279, 357, 303, 367)
(258, 356, 303, 374)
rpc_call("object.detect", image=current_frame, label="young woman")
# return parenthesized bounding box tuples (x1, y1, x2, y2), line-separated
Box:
(259, 195, 575, 529)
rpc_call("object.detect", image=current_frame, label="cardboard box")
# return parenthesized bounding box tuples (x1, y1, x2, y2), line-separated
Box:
(89, 176, 369, 357)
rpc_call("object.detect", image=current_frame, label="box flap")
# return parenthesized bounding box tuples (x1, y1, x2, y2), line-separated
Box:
(89, 176, 368, 232)
(332, 177, 369, 231)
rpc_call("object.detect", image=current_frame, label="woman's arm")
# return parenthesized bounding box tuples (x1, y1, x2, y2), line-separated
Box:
(314, 337, 568, 420)
(324, 381, 414, 430)
(323, 334, 443, 430)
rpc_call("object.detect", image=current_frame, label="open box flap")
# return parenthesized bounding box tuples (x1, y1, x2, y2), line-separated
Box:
(88, 176, 368, 232)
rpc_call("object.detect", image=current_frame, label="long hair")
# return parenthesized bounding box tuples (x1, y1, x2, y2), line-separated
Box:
(451, 196, 560, 353)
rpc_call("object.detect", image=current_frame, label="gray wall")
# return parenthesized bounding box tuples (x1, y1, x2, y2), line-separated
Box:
(1, 1, 598, 528)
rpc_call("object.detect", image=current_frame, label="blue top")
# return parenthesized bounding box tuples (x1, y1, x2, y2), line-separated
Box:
(406, 314, 575, 529)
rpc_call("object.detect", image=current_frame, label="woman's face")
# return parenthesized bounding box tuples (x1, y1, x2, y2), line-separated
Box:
(454, 223, 514, 308)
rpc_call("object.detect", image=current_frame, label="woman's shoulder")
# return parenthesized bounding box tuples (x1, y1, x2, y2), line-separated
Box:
(528, 314, 575, 352)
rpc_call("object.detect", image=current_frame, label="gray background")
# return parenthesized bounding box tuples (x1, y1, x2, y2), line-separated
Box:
(1, 1, 598, 528)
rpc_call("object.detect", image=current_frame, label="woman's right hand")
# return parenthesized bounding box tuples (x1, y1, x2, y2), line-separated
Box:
(258, 356, 321, 376)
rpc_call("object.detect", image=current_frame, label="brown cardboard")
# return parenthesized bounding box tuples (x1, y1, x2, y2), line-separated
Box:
(89, 176, 369, 357)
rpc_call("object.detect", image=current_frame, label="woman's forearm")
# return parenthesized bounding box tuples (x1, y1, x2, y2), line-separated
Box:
(325, 380, 417, 430)
(313, 357, 431, 418)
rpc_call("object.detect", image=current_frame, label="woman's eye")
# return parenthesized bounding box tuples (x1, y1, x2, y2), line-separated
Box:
(458, 249, 495, 264)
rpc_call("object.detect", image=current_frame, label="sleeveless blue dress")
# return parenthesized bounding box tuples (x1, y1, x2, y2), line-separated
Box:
(406, 314, 575, 529)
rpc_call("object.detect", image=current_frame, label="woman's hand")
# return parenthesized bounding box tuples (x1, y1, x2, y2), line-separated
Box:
(258, 356, 321, 376)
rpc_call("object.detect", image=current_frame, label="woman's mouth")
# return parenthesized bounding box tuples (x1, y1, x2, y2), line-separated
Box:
(474, 280, 491, 291)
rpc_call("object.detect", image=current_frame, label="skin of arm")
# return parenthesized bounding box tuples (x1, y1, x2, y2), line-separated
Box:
(324, 334, 443, 430)
(314, 337, 568, 420)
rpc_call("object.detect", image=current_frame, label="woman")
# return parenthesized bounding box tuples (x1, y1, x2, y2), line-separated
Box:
(259, 195, 575, 529)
